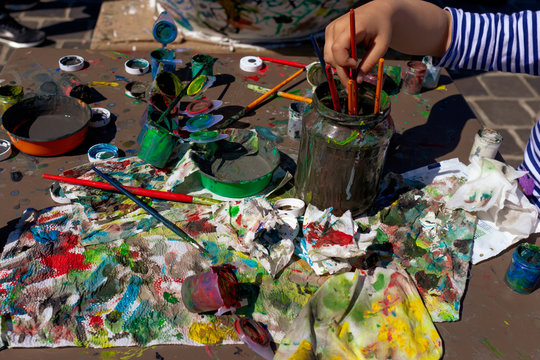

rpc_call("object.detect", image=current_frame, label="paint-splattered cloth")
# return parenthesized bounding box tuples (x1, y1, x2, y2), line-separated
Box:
(363, 175, 477, 322)
(0, 158, 317, 349)
(274, 265, 443, 360)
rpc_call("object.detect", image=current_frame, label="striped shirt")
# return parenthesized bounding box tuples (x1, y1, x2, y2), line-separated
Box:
(438, 7, 540, 211)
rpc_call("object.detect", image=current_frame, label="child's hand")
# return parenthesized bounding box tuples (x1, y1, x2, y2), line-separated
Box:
(324, 0, 393, 87)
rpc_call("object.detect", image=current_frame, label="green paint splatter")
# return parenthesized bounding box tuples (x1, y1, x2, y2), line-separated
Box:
(229, 205, 240, 218)
(372, 273, 386, 291)
(164, 292, 179, 304)
(481, 338, 505, 358)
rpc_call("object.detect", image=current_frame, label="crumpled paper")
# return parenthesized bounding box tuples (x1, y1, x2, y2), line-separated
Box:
(274, 265, 443, 360)
(446, 157, 539, 263)
(296, 205, 375, 275)
(212, 198, 296, 276)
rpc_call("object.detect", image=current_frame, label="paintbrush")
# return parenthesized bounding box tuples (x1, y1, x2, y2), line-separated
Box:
(325, 64, 341, 112)
(258, 56, 307, 68)
(91, 167, 208, 255)
(348, 9, 358, 115)
(156, 56, 217, 129)
(247, 84, 312, 103)
(309, 34, 326, 69)
(374, 58, 385, 114)
(43, 173, 221, 206)
(218, 67, 305, 128)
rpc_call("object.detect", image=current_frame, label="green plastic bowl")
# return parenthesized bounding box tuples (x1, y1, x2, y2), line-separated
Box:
(191, 129, 280, 198)
(198, 169, 274, 198)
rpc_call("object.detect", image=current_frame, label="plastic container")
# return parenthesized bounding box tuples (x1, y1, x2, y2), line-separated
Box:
(181, 264, 240, 314)
(505, 243, 540, 294)
(137, 124, 178, 168)
(153, 11, 178, 47)
(469, 128, 503, 162)
(295, 81, 393, 216)
(191, 54, 215, 78)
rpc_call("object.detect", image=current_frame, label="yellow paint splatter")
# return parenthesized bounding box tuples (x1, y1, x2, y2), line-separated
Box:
(289, 339, 313, 360)
(188, 320, 238, 344)
(504, 321, 510, 326)
(435, 85, 447, 91)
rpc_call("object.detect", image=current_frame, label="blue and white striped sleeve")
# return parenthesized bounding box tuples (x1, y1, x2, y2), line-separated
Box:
(438, 7, 540, 75)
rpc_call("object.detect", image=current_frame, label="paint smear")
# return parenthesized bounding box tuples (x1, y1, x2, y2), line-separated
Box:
(481, 338, 505, 358)
(188, 321, 238, 344)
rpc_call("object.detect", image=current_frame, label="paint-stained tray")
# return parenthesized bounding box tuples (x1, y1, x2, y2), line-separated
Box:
(190, 128, 280, 198)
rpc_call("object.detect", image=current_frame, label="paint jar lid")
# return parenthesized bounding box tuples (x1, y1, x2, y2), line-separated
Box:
(189, 130, 229, 143)
(240, 56, 263, 72)
(89, 107, 111, 128)
(125, 58, 150, 75)
(59, 55, 85, 72)
(183, 114, 224, 132)
(88, 143, 119, 162)
(0, 138, 12, 161)
(125, 81, 148, 99)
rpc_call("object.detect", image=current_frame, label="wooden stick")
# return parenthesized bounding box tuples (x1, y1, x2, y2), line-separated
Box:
(374, 58, 385, 114)
(247, 84, 311, 103)
(43, 173, 221, 206)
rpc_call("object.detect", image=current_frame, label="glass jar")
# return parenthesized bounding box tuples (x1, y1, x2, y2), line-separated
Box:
(295, 81, 394, 216)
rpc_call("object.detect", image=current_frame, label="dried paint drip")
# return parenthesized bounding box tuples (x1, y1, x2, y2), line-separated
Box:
(505, 243, 540, 294)
(469, 128, 503, 162)
(402, 60, 427, 95)
(295, 81, 393, 216)
(181, 264, 240, 314)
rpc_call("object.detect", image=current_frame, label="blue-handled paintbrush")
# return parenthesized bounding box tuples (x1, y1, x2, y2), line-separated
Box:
(91, 166, 207, 255)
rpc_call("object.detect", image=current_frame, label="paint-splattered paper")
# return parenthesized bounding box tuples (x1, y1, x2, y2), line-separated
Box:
(274, 265, 443, 360)
(0, 159, 319, 349)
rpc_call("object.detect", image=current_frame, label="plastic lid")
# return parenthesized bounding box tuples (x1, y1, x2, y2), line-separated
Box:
(125, 58, 150, 75)
(59, 55, 85, 72)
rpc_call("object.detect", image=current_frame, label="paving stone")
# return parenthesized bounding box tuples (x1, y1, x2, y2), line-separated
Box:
(474, 99, 533, 126)
(26, 2, 69, 19)
(516, 127, 534, 146)
(525, 100, 540, 118)
(41, 19, 95, 40)
(67, 2, 102, 20)
(450, 74, 488, 97)
(480, 75, 533, 98)
(498, 129, 526, 159)
(524, 76, 540, 97)
(62, 40, 91, 49)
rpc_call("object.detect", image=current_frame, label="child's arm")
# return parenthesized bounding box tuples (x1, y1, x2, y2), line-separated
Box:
(324, 0, 452, 86)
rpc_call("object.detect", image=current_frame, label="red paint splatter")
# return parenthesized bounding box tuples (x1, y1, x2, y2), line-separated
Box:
(269, 123, 275, 127)
(305, 223, 354, 248)
(290, 269, 302, 273)
(187, 212, 201, 222)
(244, 75, 260, 82)
(279, 73, 285, 77)
(257, 65, 269, 75)
(41, 252, 91, 277)
(236, 214, 243, 226)
(89, 315, 104, 329)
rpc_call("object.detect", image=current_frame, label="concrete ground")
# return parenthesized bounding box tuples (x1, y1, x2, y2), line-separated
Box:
(2, 0, 540, 168)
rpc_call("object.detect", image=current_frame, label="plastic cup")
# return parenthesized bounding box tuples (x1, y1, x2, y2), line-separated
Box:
(191, 54, 215, 78)
(288, 101, 308, 139)
(150, 49, 176, 79)
(181, 264, 239, 313)
(505, 243, 540, 294)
